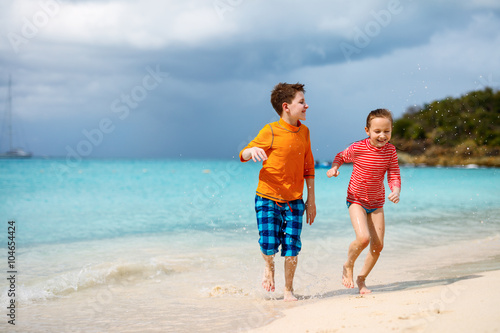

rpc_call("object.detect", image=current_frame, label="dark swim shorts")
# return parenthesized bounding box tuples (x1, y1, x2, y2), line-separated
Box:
(346, 201, 378, 214)
(255, 195, 305, 257)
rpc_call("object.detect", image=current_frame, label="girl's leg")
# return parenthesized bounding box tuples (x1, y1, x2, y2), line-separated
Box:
(343, 204, 371, 288)
(357, 208, 385, 294)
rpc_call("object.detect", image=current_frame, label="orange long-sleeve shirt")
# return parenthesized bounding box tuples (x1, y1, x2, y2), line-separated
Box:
(239, 119, 315, 203)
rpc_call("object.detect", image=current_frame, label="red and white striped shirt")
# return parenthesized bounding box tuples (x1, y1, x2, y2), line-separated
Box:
(333, 138, 401, 210)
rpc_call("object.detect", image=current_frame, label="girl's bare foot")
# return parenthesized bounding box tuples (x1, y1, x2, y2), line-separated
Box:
(342, 264, 355, 288)
(356, 276, 371, 294)
(284, 289, 297, 302)
(262, 265, 275, 292)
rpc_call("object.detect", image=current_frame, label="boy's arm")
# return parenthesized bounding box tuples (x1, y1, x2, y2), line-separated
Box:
(241, 147, 268, 162)
(239, 124, 272, 162)
(305, 177, 316, 225)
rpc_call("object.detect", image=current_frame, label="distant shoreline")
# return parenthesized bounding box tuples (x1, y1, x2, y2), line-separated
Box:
(396, 151, 500, 168)
(315, 159, 499, 169)
(1, 157, 499, 168)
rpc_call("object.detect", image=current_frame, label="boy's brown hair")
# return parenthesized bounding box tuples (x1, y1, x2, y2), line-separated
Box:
(270, 82, 305, 116)
(366, 108, 393, 128)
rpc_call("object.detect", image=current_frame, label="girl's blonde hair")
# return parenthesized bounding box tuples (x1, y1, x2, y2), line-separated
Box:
(366, 108, 393, 128)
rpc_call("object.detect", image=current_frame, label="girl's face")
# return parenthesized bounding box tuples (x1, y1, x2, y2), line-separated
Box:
(365, 116, 392, 148)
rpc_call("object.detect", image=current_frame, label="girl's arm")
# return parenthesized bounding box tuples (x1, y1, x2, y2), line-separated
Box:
(388, 187, 400, 204)
(327, 163, 340, 178)
(327, 144, 355, 178)
(387, 147, 401, 203)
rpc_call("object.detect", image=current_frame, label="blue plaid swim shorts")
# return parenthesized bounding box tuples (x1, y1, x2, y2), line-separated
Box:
(255, 195, 305, 257)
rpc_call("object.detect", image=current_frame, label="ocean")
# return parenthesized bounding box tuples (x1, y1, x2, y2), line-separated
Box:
(1, 158, 499, 332)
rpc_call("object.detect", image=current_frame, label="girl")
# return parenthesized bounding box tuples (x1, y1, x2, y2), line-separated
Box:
(327, 109, 401, 294)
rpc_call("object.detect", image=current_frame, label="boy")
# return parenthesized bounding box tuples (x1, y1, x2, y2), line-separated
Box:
(239, 82, 316, 301)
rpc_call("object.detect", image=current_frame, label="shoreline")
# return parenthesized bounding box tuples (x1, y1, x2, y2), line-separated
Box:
(250, 269, 500, 333)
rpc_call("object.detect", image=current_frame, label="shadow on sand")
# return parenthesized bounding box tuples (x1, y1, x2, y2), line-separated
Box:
(293, 274, 482, 301)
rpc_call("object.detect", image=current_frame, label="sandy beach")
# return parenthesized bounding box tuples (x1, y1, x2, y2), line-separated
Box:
(250, 269, 500, 333)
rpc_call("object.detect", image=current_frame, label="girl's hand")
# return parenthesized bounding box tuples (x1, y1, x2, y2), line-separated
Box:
(388, 188, 401, 204)
(326, 167, 339, 178)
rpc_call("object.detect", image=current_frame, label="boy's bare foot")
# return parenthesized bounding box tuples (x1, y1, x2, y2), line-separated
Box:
(262, 266, 275, 292)
(356, 276, 371, 294)
(342, 264, 355, 288)
(284, 289, 297, 302)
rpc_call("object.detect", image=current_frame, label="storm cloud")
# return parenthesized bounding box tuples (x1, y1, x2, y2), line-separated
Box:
(1, 0, 499, 160)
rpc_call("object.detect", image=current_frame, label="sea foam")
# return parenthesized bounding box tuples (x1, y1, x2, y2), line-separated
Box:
(0, 258, 177, 306)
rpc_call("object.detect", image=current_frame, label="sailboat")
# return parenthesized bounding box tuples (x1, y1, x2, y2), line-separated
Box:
(0, 75, 32, 159)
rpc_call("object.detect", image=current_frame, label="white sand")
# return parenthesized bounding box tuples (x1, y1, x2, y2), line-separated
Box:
(250, 269, 500, 333)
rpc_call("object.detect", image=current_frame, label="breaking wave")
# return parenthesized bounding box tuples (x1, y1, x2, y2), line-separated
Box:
(1, 258, 178, 306)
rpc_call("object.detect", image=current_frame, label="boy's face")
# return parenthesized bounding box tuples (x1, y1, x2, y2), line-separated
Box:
(284, 91, 308, 122)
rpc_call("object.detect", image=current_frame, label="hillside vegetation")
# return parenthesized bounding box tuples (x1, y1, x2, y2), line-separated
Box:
(391, 87, 500, 167)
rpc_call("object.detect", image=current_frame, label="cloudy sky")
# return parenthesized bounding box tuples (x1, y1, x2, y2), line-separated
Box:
(1, 0, 499, 160)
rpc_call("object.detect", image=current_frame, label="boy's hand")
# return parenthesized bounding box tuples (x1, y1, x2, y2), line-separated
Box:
(326, 166, 339, 178)
(244, 147, 268, 162)
(305, 199, 316, 225)
(388, 187, 401, 204)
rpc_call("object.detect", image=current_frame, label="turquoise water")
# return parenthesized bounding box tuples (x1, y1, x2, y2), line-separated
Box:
(2, 159, 257, 245)
(0, 159, 499, 332)
(2, 159, 498, 246)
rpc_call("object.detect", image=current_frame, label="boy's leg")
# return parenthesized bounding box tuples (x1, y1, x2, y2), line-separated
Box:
(255, 195, 281, 293)
(284, 256, 298, 301)
(261, 253, 276, 292)
(281, 199, 304, 301)
(343, 204, 370, 288)
(357, 208, 385, 294)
